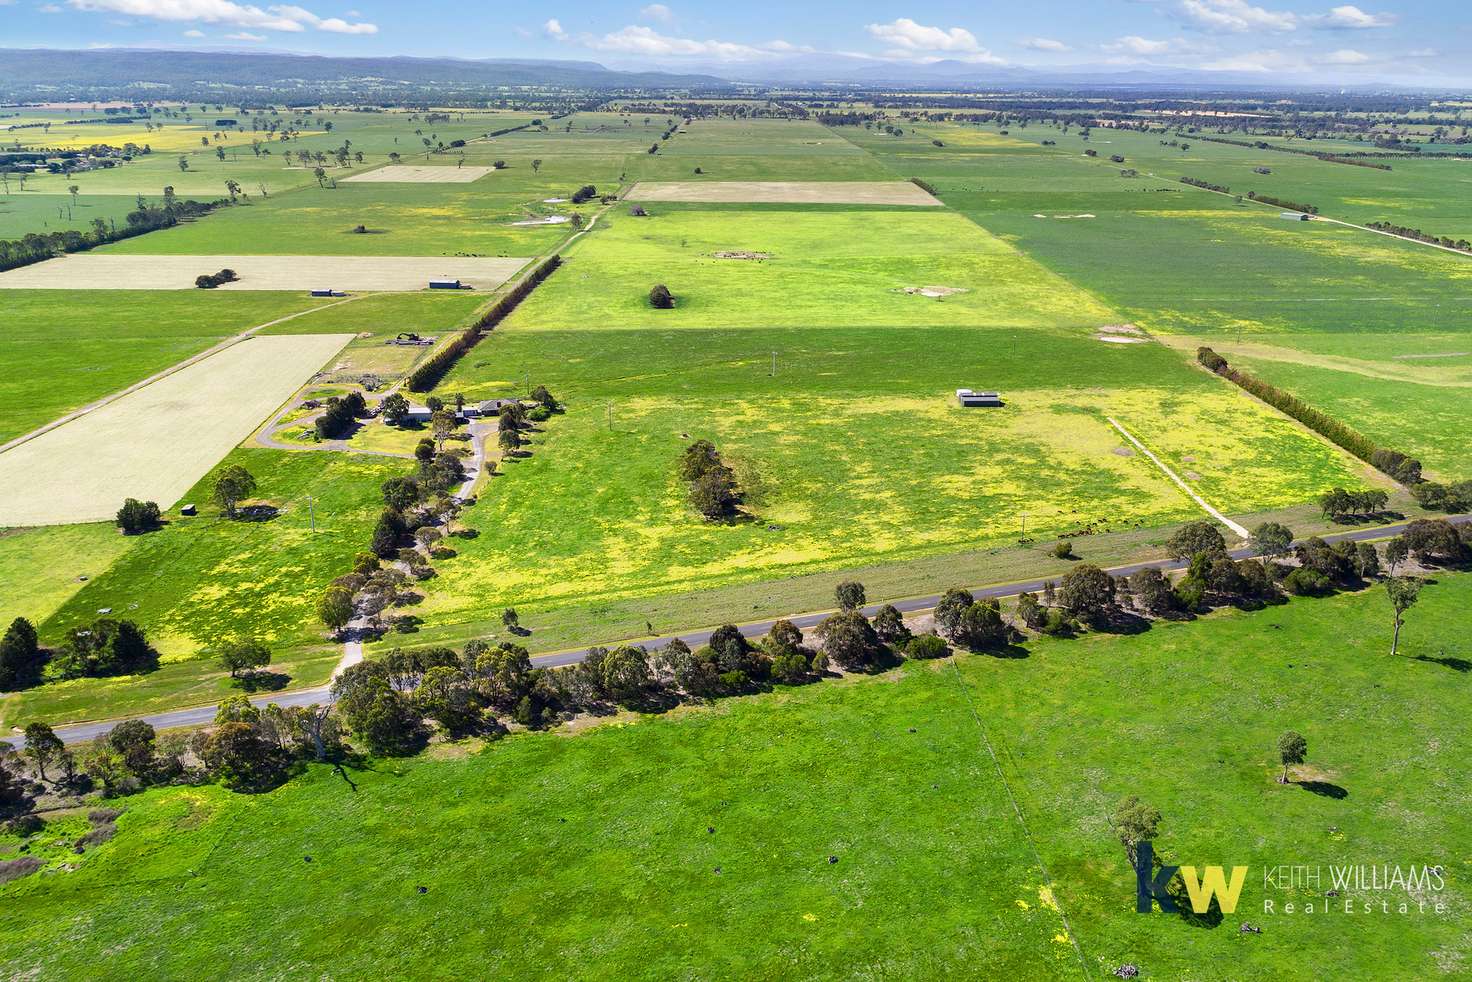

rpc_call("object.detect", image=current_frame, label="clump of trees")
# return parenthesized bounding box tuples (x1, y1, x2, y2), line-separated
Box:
(648, 283, 675, 309)
(52, 618, 156, 679)
(0, 618, 45, 691)
(194, 268, 239, 289)
(570, 184, 597, 204)
(680, 439, 742, 520)
(115, 498, 161, 534)
(314, 390, 367, 439)
(0, 193, 225, 273)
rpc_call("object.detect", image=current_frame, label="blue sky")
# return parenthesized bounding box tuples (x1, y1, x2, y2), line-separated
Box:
(3, 0, 1469, 84)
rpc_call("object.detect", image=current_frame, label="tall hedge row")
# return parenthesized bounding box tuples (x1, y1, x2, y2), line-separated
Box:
(1197, 346, 1422, 484)
(406, 254, 562, 393)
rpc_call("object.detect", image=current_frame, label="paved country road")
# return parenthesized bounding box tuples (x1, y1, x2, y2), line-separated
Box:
(6, 514, 1466, 749)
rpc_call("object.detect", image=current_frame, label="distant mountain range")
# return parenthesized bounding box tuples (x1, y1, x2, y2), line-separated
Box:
(0, 49, 724, 99)
(0, 48, 1450, 98)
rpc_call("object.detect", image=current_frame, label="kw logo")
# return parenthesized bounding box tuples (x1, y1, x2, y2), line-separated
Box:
(1134, 842, 1247, 914)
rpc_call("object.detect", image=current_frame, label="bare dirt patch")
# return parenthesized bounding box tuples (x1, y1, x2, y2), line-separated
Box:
(1095, 334, 1147, 344)
(624, 181, 942, 206)
(0, 334, 352, 526)
(510, 215, 571, 226)
(0, 254, 530, 292)
(900, 285, 968, 298)
(343, 165, 496, 184)
(1099, 323, 1144, 335)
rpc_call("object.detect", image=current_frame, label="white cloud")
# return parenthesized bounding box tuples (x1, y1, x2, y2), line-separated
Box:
(865, 17, 1003, 63)
(317, 16, 374, 33)
(1312, 4, 1395, 28)
(224, 30, 264, 39)
(1022, 37, 1070, 52)
(39, 2, 64, 10)
(1318, 47, 1371, 63)
(639, 3, 672, 21)
(1405, 47, 1438, 58)
(543, 17, 566, 39)
(65, 0, 376, 34)
(1106, 35, 1174, 55)
(182, 26, 203, 34)
(1177, 0, 1297, 33)
(585, 24, 784, 61)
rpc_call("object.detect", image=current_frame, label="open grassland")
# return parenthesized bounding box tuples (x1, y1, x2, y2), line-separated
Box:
(4, 577, 1468, 978)
(850, 120, 1472, 479)
(0, 524, 136, 625)
(94, 157, 621, 257)
(626, 180, 939, 205)
(0, 253, 530, 291)
(0, 290, 334, 445)
(505, 205, 1117, 330)
(420, 314, 1364, 634)
(0, 334, 351, 526)
(0, 191, 141, 239)
(0, 448, 400, 727)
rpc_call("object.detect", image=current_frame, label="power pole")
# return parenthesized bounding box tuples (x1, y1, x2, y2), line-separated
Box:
(770, 350, 777, 376)
(305, 494, 318, 532)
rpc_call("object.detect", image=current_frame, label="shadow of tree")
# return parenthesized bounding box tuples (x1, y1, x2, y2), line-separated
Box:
(1413, 652, 1471, 673)
(234, 670, 290, 693)
(1298, 780, 1348, 800)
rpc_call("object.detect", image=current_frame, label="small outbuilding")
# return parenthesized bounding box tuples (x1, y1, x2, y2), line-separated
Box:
(180, 503, 197, 516)
(956, 388, 1004, 408)
(1280, 212, 1310, 221)
(404, 405, 434, 423)
(429, 278, 463, 290)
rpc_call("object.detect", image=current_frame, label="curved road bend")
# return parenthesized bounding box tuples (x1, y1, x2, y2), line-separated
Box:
(7, 514, 1466, 749)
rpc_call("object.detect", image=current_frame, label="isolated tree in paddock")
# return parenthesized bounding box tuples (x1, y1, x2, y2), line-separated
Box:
(835, 580, 866, 612)
(1249, 522, 1294, 562)
(318, 585, 355, 634)
(689, 465, 741, 520)
(313, 166, 326, 187)
(1166, 520, 1228, 561)
(22, 723, 64, 782)
(1385, 576, 1422, 656)
(212, 464, 256, 519)
(501, 608, 520, 632)
(1059, 564, 1116, 622)
(218, 637, 271, 678)
(648, 283, 674, 309)
(1384, 536, 1409, 575)
(1111, 795, 1161, 865)
(1277, 730, 1307, 784)
(380, 392, 409, 426)
(531, 158, 542, 172)
(679, 440, 721, 482)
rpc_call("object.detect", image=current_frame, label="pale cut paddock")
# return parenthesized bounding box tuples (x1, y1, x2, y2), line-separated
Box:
(343, 165, 496, 183)
(623, 181, 943, 206)
(0, 254, 530, 291)
(0, 334, 353, 527)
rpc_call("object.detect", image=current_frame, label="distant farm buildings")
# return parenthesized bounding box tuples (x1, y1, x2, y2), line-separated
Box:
(428, 278, 463, 290)
(956, 388, 1004, 407)
(1280, 212, 1311, 221)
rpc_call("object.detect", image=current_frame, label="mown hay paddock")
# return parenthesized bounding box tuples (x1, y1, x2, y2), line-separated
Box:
(623, 181, 942, 206)
(0, 255, 530, 292)
(0, 334, 353, 526)
(343, 165, 497, 184)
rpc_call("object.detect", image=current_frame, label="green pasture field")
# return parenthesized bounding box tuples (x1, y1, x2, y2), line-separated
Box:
(0, 523, 136, 626)
(417, 195, 1368, 633)
(0, 190, 140, 239)
(5, 576, 1467, 978)
(0, 290, 334, 444)
(97, 158, 623, 258)
(1, 448, 402, 728)
(501, 204, 1119, 331)
(941, 119, 1472, 240)
(850, 121, 1472, 480)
